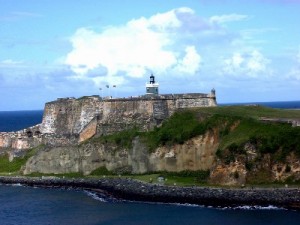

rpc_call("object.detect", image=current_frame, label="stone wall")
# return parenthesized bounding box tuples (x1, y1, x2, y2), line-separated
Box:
(79, 117, 98, 143)
(0, 124, 42, 150)
(40, 96, 101, 135)
(93, 93, 217, 136)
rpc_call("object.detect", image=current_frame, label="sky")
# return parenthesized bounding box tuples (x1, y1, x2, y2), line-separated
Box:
(0, 0, 300, 110)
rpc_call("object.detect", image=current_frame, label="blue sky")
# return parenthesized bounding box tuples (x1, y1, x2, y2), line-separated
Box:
(0, 0, 300, 110)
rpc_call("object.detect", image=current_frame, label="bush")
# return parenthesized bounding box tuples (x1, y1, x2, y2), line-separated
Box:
(0, 146, 41, 173)
(95, 127, 140, 149)
(285, 165, 291, 173)
(159, 170, 210, 180)
(233, 171, 239, 179)
(245, 161, 254, 171)
(143, 111, 207, 150)
(90, 166, 113, 176)
(215, 148, 222, 158)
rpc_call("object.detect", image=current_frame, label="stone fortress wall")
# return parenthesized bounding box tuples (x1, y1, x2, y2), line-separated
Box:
(0, 124, 41, 150)
(0, 91, 217, 151)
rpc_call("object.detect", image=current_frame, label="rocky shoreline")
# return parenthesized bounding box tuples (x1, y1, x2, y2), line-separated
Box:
(1, 176, 300, 210)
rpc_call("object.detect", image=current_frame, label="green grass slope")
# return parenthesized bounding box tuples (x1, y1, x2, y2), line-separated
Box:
(91, 105, 300, 158)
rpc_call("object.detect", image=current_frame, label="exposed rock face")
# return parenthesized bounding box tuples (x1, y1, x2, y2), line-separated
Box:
(210, 162, 247, 186)
(149, 130, 219, 172)
(209, 141, 300, 186)
(23, 143, 129, 175)
(23, 131, 220, 175)
(271, 154, 300, 182)
(128, 137, 150, 174)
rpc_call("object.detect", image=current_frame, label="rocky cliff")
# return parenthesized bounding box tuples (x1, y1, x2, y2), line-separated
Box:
(22, 123, 300, 187)
(23, 130, 219, 175)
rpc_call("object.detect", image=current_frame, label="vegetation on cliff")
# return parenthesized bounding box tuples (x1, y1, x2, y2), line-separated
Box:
(92, 127, 140, 149)
(91, 105, 300, 163)
(195, 106, 300, 185)
(0, 146, 41, 174)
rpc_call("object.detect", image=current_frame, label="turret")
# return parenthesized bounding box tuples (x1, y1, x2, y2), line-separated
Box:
(211, 88, 216, 98)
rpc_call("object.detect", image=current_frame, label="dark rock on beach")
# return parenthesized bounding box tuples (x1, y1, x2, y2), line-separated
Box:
(1, 176, 300, 210)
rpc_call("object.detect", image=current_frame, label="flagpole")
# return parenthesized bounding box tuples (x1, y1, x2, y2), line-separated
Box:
(113, 85, 116, 98)
(106, 85, 110, 98)
(99, 88, 102, 99)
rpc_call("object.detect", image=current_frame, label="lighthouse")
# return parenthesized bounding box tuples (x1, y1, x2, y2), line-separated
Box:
(146, 74, 159, 95)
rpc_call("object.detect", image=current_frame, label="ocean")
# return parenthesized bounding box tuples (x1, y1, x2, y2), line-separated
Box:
(1, 101, 300, 225)
(1, 185, 300, 225)
(0, 110, 43, 132)
(220, 100, 300, 109)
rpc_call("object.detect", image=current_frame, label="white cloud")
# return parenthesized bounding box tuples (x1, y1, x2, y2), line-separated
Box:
(175, 46, 202, 74)
(210, 14, 249, 24)
(222, 50, 271, 77)
(65, 7, 203, 85)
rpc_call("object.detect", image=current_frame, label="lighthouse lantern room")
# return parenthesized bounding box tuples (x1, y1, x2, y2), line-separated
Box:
(146, 74, 159, 95)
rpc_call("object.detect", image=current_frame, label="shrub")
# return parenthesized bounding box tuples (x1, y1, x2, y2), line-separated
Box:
(234, 171, 239, 179)
(90, 166, 113, 176)
(245, 161, 254, 171)
(0, 146, 41, 173)
(159, 170, 210, 183)
(96, 127, 140, 149)
(215, 148, 222, 158)
(285, 165, 291, 173)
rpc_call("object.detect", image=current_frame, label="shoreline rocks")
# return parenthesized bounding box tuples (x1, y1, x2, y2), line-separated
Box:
(0, 176, 300, 210)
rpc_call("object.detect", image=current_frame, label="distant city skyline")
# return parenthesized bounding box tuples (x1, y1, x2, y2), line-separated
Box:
(1, 0, 300, 110)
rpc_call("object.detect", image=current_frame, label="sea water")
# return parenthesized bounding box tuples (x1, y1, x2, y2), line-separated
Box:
(0, 101, 300, 225)
(1, 185, 300, 225)
(0, 110, 43, 132)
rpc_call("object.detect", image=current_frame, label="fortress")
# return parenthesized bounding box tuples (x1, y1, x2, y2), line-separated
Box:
(0, 75, 217, 152)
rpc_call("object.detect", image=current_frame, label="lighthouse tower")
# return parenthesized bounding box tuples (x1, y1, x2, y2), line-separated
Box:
(146, 74, 159, 95)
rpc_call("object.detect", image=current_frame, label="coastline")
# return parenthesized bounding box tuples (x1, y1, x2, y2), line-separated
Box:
(1, 176, 300, 210)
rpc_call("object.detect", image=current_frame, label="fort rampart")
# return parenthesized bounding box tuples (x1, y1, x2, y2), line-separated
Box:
(0, 92, 217, 150)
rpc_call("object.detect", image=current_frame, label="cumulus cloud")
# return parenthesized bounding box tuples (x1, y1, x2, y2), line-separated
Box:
(65, 7, 205, 85)
(222, 50, 271, 77)
(174, 46, 202, 74)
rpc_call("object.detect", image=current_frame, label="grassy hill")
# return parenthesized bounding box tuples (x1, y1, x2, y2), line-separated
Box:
(90, 105, 300, 185)
(96, 105, 300, 157)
